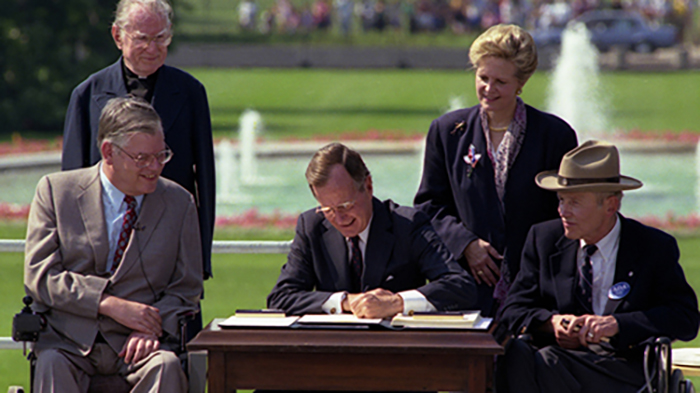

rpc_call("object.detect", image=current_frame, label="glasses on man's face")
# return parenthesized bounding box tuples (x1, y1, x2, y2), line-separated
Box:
(315, 199, 357, 218)
(114, 144, 174, 168)
(121, 27, 172, 49)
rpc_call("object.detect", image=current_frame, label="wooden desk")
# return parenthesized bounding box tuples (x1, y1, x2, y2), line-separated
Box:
(187, 323, 503, 392)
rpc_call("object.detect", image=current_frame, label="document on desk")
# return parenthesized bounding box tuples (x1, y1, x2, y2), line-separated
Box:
(296, 314, 383, 327)
(218, 311, 300, 328)
(390, 311, 493, 330)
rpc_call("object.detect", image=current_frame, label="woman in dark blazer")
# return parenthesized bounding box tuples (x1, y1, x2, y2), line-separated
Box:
(414, 24, 577, 316)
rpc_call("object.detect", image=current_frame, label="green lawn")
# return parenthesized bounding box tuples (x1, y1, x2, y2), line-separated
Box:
(1, 223, 700, 389)
(188, 68, 700, 138)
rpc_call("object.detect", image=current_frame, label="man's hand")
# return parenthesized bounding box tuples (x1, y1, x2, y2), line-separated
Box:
(342, 288, 403, 319)
(119, 331, 160, 364)
(549, 314, 619, 349)
(464, 239, 501, 286)
(98, 295, 162, 337)
(550, 314, 583, 349)
(576, 315, 619, 347)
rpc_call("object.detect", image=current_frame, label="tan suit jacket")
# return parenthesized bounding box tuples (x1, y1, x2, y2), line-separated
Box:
(24, 164, 203, 356)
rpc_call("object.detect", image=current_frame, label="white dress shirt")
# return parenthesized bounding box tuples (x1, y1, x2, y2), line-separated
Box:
(579, 215, 621, 315)
(100, 165, 144, 272)
(322, 215, 436, 315)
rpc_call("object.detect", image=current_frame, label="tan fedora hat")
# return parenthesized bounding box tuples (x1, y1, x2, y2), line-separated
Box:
(536, 140, 643, 192)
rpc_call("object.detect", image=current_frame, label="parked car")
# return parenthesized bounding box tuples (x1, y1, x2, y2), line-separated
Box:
(532, 9, 678, 54)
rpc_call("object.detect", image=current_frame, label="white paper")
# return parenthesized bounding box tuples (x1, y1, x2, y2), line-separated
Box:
(297, 314, 383, 325)
(218, 315, 300, 328)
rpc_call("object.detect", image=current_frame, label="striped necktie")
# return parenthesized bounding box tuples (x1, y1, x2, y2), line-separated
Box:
(112, 195, 137, 274)
(577, 244, 598, 311)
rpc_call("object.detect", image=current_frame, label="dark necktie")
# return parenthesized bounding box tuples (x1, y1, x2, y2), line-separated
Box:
(350, 236, 363, 292)
(112, 196, 137, 274)
(577, 244, 598, 311)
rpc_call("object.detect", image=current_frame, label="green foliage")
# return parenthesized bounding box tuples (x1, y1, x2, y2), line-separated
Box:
(0, 0, 119, 133)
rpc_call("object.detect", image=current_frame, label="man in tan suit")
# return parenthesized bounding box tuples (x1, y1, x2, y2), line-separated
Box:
(24, 96, 203, 392)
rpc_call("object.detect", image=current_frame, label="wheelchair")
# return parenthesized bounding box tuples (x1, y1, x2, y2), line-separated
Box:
(642, 337, 695, 393)
(503, 333, 695, 393)
(9, 296, 205, 393)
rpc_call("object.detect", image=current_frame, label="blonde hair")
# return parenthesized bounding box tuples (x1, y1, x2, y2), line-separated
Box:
(469, 24, 538, 83)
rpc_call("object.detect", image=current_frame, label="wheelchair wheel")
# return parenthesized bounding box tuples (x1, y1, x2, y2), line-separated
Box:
(670, 369, 684, 393)
(681, 379, 695, 393)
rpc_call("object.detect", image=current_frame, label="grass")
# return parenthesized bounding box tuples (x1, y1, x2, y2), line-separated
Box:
(3, 69, 699, 143)
(1, 223, 700, 388)
(186, 68, 700, 139)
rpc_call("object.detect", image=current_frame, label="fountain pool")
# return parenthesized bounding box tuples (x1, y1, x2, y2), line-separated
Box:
(0, 149, 696, 220)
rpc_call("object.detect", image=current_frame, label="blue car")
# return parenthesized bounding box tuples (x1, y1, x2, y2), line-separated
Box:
(532, 9, 678, 54)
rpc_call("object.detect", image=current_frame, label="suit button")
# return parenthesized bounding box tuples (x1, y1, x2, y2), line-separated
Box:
(330, 308, 337, 314)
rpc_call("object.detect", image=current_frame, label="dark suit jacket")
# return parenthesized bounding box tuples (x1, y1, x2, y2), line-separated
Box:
(24, 165, 203, 356)
(500, 216, 700, 353)
(61, 59, 215, 279)
(267, 198, 477, 315)
(414, 104, 577, 314)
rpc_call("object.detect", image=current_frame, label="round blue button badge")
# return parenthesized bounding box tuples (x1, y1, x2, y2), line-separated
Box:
(608, 282, 631, 300)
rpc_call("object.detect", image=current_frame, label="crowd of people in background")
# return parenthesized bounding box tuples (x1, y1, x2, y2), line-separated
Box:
(237, 0, 695, 37)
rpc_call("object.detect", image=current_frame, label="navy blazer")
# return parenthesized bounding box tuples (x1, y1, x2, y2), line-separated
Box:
(414, 104, 577, 314)
(267, 198, 477, 315)
(500, 216, 700, 352)
(61, 59, 215, 279)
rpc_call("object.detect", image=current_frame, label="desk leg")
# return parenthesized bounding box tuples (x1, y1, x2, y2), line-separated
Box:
(208, 351, 230, 393)
(465, 357, 490, 393)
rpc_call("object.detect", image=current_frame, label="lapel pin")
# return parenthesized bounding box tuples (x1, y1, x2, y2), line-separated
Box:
(608, 282, 631, 300)
(463, 144, 481, 178)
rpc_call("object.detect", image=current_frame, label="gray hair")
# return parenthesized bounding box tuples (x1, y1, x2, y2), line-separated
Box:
(306, 143, 370, 192)
(596, 191, 623, 208)
(113, 0, 173, 30)
(97, 96, 162, 152)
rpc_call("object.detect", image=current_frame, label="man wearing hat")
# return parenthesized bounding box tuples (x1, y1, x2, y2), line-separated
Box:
(498, 140, 700, 392)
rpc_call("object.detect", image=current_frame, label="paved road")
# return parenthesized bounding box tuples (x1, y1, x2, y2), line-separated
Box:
(167, 42, 700, 71)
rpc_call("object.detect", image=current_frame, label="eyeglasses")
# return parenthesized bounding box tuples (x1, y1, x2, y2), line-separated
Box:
(121, 28, 172, 49)
(114, 144, 174, 168)
(315, 199, 356, 217)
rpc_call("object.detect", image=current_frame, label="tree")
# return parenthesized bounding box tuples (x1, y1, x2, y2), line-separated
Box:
(0, 0, 119, 134)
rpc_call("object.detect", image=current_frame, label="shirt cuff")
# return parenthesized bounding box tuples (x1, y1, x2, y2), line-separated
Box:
(322, 291, 347, 315)
(399, 290, 436, 315)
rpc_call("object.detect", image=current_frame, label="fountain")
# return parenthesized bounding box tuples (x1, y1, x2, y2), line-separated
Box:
(0, 48, 696, 220)
(545, 21, 608, 142)
(216, 139, 243, 203)
(447, 95, 468, 113)
(542, 20, 697, 219)
(239, 109, 263, 185)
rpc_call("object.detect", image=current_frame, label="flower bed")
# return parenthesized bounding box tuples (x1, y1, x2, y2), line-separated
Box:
(2, 130, 700, 232)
